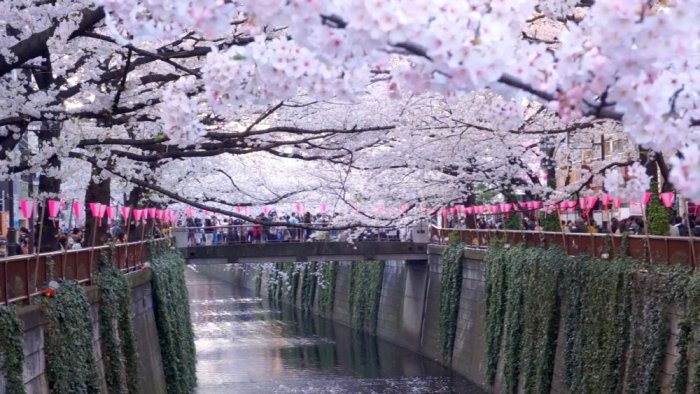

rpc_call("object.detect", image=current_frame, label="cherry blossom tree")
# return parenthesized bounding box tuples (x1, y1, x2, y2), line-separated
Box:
(0, 0, 694, 245)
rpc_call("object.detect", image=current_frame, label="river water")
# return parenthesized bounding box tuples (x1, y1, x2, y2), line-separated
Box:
(187, 267, 484, 394)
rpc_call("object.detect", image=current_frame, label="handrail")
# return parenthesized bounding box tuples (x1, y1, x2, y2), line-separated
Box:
(0, 238, 170, 305)
(430, 226, 700, 267)
(177, 225, 405, 245)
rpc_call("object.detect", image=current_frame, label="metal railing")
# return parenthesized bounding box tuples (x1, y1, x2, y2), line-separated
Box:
(431, 227, 700, 267)
(0, 238, 169, 305)
(181, 225, 406, 245)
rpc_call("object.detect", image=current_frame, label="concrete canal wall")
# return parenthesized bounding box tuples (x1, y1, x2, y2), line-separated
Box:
(193, 245, 493, 391)
(2, 270, 167, 394)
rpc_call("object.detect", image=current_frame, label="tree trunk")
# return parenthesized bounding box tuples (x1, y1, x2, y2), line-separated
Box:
(126, 186, 143, 242)
(37, 123, 61, 252)
(84, 166, 111, 246)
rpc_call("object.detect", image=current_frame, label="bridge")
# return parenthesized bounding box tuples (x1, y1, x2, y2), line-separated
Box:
(175, 224, 700, 267)
(173, 225, 429, 264)
(181, 241, 428, 264)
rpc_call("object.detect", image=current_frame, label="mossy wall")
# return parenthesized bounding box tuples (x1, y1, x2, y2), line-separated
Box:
(485, 243, 699, 393)
(0, 242, 179, 393)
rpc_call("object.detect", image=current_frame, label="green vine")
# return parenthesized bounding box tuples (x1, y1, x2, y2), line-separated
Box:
(647, 181, 670, 236)
(318, 262, 338, 312)
(504, 213, 521, 230)
(150, 248, 197, 394)
(40, 281, 101, 393)
(485, 243, 509, 385)
(95, 249, 139, 394)
(0, 306, 25, 393)
(486, 242, 695, 393)
(438, 236, 464, 364)
(349, 261, 384, 334)
(253, 266, 262, 297)
(300, 262, 317, 310)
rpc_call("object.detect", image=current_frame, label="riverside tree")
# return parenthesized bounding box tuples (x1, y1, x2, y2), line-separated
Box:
(0, 0, 693, 231)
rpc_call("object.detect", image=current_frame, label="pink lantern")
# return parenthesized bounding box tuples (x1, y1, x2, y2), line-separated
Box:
(642, 192, 652, 206)
(98, 204, 107, 218)
(660, 192, 674, 208)
(501, 203, 512, 213)
(263, 206, 271, 215)
(121, 207, 131, 220)
(89, 202, 102, 217)
(72, 202, 82, 219)
(319, 204, 328, 213)
(567, 200, 578, 212)
(399, 203, 409, 214)
(601, 194, 611, 207)
(465, 206, 474, 215)
(156, 209, 164, 220)
(147, 207, 156, 219)
(533, 201, 542, 209)
(47, 200, 61, 218)
(560, 201, 569, 210)
(294, 203, 303, 213)
(579, 197, 586, 210)
(234, 206, 242, 213)
(19, 200, 35, 219)
(133, 209, 143, 221)
(613, 198, 622, 208)
(106, 207, 115, 219)
(518, 201, 528, 210)
(585, 196, 598, 210)
(203, 209, 210, 217)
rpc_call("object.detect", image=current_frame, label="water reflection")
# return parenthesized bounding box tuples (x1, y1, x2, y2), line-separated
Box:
(188, 267, 484, 394)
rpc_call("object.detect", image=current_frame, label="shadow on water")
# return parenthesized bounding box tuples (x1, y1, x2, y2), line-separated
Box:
(187, 267, 484, 394)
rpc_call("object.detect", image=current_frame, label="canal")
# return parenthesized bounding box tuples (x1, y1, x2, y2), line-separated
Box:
(187, 267, 485, 393)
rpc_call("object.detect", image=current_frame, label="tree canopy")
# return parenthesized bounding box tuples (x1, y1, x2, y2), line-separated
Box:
(0, 0, 694, 226)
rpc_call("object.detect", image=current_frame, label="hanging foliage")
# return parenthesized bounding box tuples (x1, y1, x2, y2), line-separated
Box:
(647, 181, 670, 236)
(150, 247, 197, 394)
(300, 262, 317, 310)
(438, 234, 464, 364)
(0, 306, 25, 394)
(253, 266, 263, 297)
(40, 281, 101, 393)
(349, 261, 384, 334)
(485, 242, 695, 393)
(95, 249, 140, 394)
(318, 261, 338, 313)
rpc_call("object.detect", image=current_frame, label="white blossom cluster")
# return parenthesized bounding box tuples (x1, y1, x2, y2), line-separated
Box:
(94, 0, 700, 199)
(603, 163, 651, 202)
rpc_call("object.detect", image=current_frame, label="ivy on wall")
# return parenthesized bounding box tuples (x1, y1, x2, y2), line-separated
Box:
(485, 242, 700, 394)
(150, 246, 197, 394)
(300, 262, 317, 310)
(438, 233, 464, 364)
(253, 266, 263, 297)
(349, 261, 384, 334)
(95, 250, 139, 394)
(0, 306, 25, 393)
(318, 262, 338, 313)
(647, 181, 670, 236)
(40, 281, 101, 393)
(672, 269, 700, 394)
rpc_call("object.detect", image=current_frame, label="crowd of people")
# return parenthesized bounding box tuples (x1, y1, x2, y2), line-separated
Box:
(8, 219, 172, 255)
(185, 211, 405, 246)
(442, 211, 700, 237)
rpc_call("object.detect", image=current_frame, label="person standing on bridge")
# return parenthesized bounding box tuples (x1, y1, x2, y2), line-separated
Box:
(204, 217, 214, 245)
(288, 213, 300, 240)
(303, 212, 312, 240)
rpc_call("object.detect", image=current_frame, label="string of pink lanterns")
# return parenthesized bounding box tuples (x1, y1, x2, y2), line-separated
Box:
(436, 192, 677, 218)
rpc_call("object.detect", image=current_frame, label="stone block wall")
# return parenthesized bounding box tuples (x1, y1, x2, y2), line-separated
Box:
(0, 269, 167, 394)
